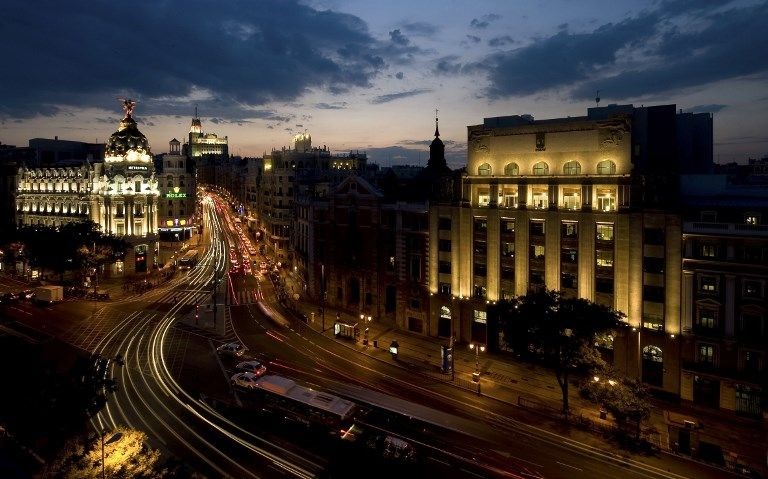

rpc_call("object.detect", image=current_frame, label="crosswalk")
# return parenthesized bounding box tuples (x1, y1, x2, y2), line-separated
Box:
(151, 288, 260, 307)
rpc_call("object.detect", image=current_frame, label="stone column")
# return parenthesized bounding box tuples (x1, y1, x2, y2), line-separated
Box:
(725, 274, 736, 337)
(682, 271, 694, 332)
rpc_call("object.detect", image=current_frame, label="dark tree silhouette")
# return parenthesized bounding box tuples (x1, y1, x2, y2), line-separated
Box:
(497, 290, 625, 419)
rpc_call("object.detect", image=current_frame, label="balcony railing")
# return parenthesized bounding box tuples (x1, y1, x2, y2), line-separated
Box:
(685, 221, 768, 237)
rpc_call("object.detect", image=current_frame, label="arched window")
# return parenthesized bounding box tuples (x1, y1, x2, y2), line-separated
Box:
(563, 161, 581, 175)
(504, 162, 519, 176)
(533, 161, 549, 175)
(597, 160, 616, 175)
(440, 306, 451, 319)
(478, 163, 492, 176)
(643, 345, 663, 362)
(642, 345, 663, 386)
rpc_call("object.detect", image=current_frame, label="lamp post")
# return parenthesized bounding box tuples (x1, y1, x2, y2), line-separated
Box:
(469, 343, 485, 377)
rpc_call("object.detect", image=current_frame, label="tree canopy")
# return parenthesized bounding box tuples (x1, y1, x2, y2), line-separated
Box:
(494, 290, 625, 418)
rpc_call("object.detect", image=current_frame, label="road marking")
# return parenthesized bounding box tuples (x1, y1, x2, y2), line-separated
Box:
(556, 461, 583, 471)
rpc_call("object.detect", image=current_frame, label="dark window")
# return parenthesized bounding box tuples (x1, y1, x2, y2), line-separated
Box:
(408, 317, 424, 333)
(438, 217, 451, 230)
(530, 221, 545, 236)
(385, 286, 396, 313)
(643, 285, 665, 303)
(596, 277, 614, 294)
(741, 314, 764, 336)
(743, 280, 763, 298)
(561, 272, 577, 289)
(561, 248, 578, 264)
(473, 240, 487, 255)
(409, 298, 420, 309)
(501, 242, 515, 258)
(474, 263, 487, 277)
(561, 222, 578, 238)
(501, 266, 514, 280)
(742, 245, 763, 262)
(473, 284, 487, 299)
(644, 228, 665, 246)
(643, 257, 665, 274)
(439, 282, 451, 295)
(438, 239, 451, 252)
(474, 218, 487, 232)
(530, 270, 545, 285)
(438, 261, 451, 274)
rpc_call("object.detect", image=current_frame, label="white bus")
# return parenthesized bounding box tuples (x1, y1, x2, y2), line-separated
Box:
(250, 375, 358, 431)
(178, 249, 198, 269)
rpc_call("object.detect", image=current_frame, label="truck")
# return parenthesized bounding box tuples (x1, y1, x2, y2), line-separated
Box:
(34, 285, 64, 304)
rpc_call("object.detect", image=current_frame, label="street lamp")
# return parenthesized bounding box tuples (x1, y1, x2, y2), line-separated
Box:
(469, 343, 485, 377)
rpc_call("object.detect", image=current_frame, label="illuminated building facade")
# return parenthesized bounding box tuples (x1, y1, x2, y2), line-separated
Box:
(428, 104, 712, 398)
(680, 175, 767, 416)
(157, 138, 197, 243)
(188, 115, 228, 186)
(261, 133, 366, 264)
(15, 100, 160, 275)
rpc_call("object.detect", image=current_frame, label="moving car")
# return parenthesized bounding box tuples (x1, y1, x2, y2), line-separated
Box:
(235, 360, 267, 377)
(231, 371, 262, 389)
(216, 342, 246, 357)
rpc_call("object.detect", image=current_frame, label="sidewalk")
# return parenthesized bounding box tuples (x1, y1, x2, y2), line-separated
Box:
(273, 266, 767, 478)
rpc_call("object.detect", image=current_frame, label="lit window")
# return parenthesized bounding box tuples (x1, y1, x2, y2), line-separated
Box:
(597, 160, 616, 175)
(596, 223, 614, 241)
(699, 275, 718, 293)
(477, 189, 490, 206)
(478, 163, 492, 176)
(533, 161, 549, 175)
(473, 309, 487, 324)
(745, 213, 760, 225)
(743, 280, 763, 298)
(701, 244, 717, 258)
(596, 249, 614, 267)
(697, 308, 717, 329)
(531, 187, 548, 209)
(562, 187, 580, 210)
(504, 163, 519, 176)
(596, 187, 616, 212)
(563, 161, 581, 175)
(500, 186, 518, 208)
(698, 344, 715, 365)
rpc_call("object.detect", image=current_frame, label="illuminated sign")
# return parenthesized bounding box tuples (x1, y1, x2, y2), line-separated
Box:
(165, 186, 187, 199)
(127, 165, 148, 171)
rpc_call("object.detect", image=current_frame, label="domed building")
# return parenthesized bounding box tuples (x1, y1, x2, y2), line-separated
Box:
(90, 99, 160, 273)
(15, 99, 160, 275)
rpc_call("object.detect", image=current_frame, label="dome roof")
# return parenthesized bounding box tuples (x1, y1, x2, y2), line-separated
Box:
(105, 99, 151, 159)
(106, 115, 151, 157)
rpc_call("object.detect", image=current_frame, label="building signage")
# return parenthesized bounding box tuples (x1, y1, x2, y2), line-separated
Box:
(165, 186, 187, 199)
(127, 165, 148, 171)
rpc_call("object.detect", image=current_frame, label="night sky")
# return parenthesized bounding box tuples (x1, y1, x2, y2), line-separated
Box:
(1, 0, 766, 167)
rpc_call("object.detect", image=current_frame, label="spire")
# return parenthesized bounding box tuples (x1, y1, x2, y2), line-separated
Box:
(434, 108, 440, 137)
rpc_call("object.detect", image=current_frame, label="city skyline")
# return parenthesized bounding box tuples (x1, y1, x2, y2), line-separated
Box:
(2, 0, 767, 167)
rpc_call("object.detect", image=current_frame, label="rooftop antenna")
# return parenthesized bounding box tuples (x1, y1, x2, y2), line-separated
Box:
(595, 90, 601, 107)
(194, 104, 198, 119)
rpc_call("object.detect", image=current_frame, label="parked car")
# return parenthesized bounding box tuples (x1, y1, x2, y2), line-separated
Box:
(0, 292, 19, 304)
(19, 289, 35, 300)
(231, 371, 262, 389)
(216, 342, 246, 357)
(235, 360, 266, 377)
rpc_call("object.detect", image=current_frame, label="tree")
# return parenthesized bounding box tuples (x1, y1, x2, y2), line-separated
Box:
(498, 290, 625, 419)
(45, 428, 167, 479)
(582, 372, 652, 439)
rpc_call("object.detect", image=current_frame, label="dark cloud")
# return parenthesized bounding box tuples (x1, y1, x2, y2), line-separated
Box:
(315, 102, 348, 110)
(433, 55, 464, 75)
(401, 22, 438, 37)
(684, 104, 727, 114)
(371, 89, 431, 104)
(0, 0, 407, 119)
(488, 35, 515, 47)
(470, 14, 501, 29)
(472, 1, 768, 101)
(465, 35, 481, 44)
(389, 29, 410, 46)
(395, 72, 404, 80)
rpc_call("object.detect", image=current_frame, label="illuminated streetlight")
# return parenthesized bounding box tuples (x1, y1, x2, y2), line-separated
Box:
(469, 343, 485, 378)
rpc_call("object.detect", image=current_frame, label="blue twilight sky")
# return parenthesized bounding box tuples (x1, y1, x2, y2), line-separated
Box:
(1, 0, 767, 167)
